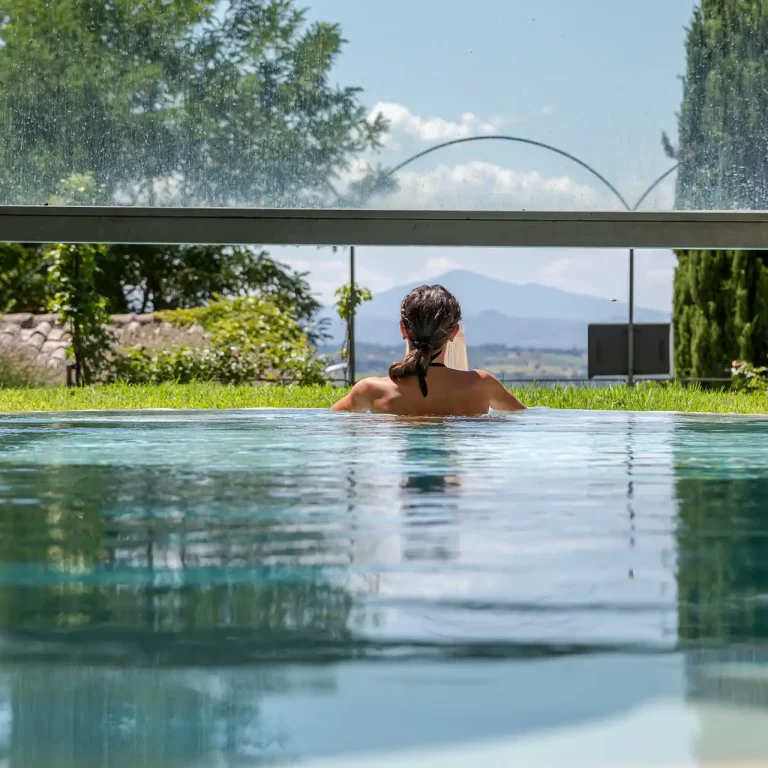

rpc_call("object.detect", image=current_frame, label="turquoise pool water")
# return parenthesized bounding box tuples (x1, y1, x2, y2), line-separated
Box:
(0, 408, 767, 765)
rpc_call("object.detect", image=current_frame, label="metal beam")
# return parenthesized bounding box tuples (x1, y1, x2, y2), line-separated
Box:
(3, 207, 768, 248)
(349, 246, 356, 387)
(628, 248, 635, 387)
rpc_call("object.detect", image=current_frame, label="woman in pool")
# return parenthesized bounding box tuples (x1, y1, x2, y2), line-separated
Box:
(331, 285, 525, 416)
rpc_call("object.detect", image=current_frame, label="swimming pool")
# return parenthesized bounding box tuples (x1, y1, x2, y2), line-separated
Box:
(0, 407, 767, 766)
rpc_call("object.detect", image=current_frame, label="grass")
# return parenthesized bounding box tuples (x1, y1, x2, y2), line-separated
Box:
(0, 382, 344, 412)
(0, 380, 765, 414)
(522, 382, 768, 414)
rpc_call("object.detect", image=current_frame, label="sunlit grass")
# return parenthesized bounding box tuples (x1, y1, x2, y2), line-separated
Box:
(0, 381, 765, 414)
(519, 382, 768, 414)
(0, 382, 343, 412)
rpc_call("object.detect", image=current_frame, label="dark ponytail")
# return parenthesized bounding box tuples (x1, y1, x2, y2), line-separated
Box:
(388, 285, 462, 398)
(389, 345, 432, 397)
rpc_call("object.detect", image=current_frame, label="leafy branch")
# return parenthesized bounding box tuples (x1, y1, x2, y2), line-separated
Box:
(334, 281, 372, 363)
(48, 244, 114, 385)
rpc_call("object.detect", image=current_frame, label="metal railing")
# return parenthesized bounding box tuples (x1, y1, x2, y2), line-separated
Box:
(2, 207, 768, 249)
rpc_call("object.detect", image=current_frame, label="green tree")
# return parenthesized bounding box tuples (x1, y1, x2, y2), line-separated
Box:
(94, 246, 325, 330)
(672, 1, 768, 377)
(674, 249, 768, 378)
(0, 1, 387, 344)
(49, 243, 115, 385)
(0, 243, 327, 343)
(0, 244, 49, 313)
(0, 0, 388, 206)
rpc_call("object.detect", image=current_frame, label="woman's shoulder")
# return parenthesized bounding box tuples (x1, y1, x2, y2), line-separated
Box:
(468, 369, 500, 384)
(350, 376, 396, 398)
(468, 369, 510, 395)
(331, 376, 394, 412)
(354, 375, 393, 389)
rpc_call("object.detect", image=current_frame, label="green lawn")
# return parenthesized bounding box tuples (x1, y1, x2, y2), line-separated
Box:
(0, 381, 765, 414)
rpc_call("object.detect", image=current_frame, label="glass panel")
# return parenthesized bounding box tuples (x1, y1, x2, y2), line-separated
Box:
(0, 0, 756, 211)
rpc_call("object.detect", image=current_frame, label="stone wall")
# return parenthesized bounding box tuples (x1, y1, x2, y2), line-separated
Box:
(0, 313, 201, 379)
(0, 314, 69, 369)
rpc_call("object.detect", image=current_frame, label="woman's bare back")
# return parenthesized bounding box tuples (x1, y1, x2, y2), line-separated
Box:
(331, 368, 525, 416)
(331, 284, 526, 416)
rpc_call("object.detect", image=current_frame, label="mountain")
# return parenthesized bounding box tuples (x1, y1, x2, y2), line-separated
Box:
(458, 311, 590, 349)
(320, 270, 669, 350)
(360, 269, 667, 323)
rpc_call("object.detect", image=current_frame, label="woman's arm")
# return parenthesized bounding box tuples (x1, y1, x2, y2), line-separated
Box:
(478, 371, 526, 412)
(330, 380, 377, 412)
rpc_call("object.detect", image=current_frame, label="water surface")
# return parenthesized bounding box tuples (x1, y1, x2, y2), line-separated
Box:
(0, 408, 765, 766)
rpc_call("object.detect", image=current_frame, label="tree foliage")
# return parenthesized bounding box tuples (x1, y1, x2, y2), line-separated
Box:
(0, 241, 326, 342)
(672, 1, 768, 377)
(0, 245, 49, 314)
(334, 281, 372, 365)
(48, 243, 115, 385)
(0, 0, 388, 206)
(0, 0, 388, 355)
(676, 0, 768, 211)
(674, 250, 768, 378)
(333, 282, 373, 325)
(110, 294, 326, 385)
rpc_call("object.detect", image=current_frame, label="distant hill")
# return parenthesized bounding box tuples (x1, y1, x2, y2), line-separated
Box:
(320, 269, 668, 350)
(358, 269, 667, 323)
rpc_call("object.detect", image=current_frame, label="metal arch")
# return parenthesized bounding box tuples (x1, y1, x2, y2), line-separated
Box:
(382, 135, 633, 212)
(631, 164, 679, 211)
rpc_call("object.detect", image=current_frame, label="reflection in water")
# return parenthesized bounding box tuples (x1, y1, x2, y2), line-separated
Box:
(0, 464, 355, 648)
(674, 418, 768, 764)
(0, 420, 359, 765)
(2, 411, 768, 764)
(398, 424, 461, 563)
(625, 415, 637, 579)
(5, 666, 261, 768)
(675, 420, 768, 649)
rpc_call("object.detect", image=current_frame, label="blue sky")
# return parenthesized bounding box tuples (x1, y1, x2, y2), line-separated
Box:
(306, 0, 693, 193)
(270, 0, 700, 314)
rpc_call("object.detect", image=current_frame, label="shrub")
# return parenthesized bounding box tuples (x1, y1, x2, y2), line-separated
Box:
(110, 295, 327, 385)
(731, 360, 768, 391)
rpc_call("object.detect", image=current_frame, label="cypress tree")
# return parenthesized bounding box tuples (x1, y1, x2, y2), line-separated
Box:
(673, 0, 768, 377)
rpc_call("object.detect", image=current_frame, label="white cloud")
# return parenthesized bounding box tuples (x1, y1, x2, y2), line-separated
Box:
(370, 102, 555, 151)
(356, 102, 677, 212)
(372, 102, 506, 149)
(380, 161, 609, 210)
(335, 156, 675, 212)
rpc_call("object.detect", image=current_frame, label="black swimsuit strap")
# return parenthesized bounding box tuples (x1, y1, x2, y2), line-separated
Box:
(429, 362, 446, 367)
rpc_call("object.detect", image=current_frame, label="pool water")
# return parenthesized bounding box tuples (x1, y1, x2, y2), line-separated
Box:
(0, 408, 767, 766)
